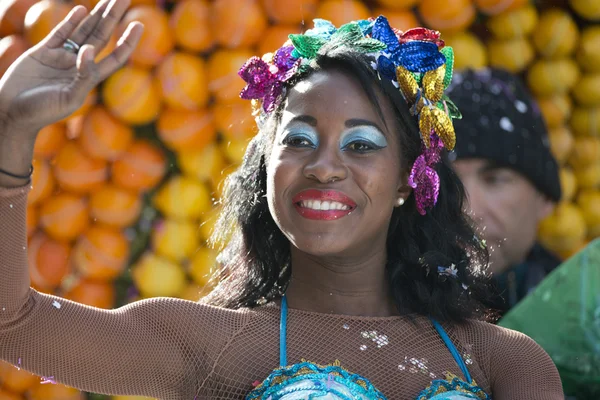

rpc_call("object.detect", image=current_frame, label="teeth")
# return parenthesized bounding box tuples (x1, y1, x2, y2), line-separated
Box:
(300, 200, 350, 211)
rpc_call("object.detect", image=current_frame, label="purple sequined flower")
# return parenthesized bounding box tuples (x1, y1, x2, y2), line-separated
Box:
(409, 132, 443, 215)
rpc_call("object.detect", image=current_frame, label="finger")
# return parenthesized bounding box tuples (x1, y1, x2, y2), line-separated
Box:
(77, 0, 131, 55)
(76, 44, 97, 82)
(68, 0, 111, 47)
(96, 21, 143, 81)
(42, 5, 88, 49)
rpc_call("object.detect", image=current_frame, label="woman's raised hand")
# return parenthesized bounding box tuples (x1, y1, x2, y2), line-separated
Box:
(0, 0, 143, 138)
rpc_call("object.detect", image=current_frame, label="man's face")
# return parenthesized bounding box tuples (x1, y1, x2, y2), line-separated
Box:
(453, 159, 555, 274)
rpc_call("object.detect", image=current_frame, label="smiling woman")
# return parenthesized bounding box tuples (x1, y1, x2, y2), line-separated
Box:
(0, 3, 563, 400)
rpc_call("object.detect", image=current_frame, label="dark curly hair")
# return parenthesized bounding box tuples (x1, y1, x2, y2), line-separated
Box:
(203, 43, 491, 323)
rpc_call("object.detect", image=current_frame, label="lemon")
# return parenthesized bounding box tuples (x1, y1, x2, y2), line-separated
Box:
(527, 58, 580, 96)
(533, 9, 579, 59)
(487, 37, 534, 73)
(538, 202, 587, 253)
(178, 143, 228, 191)
(188, 246, 219, 287)
(132, 253, 187, 298)
(152, 219, 200, 263)
(573, 162, 600, 189)
(153, 176, 212, 220)
(559, 168, 577, 202)
(577, 190, 600, 238)
(572, 73, 600, 107)
(537, 94, 572, 129)
(220, 136, 251, 165)
(576, 26, 600, 72)
(569, 0, 600, 21)
(443, 31, 487, 70)
(570, 106, 600, 137)
(486, 5, 537, 39)
(548, 125, 574, 164)
(177, 282, 206, 302)
(568, 136, 600, 168)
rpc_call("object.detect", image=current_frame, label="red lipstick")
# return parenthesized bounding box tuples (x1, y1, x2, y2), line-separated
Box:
(292, 189, 357, 221)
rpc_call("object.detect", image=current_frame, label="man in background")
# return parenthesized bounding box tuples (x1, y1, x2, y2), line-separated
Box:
(447, 67, 562, 315)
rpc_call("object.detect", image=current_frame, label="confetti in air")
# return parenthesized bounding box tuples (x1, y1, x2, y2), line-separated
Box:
(41, 376, 56, 384)
(52, 301, 61, 309)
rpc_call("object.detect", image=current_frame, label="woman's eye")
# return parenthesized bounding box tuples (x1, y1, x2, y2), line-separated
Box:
(282, 134, 316, 148)
(344, 141, 379, 153)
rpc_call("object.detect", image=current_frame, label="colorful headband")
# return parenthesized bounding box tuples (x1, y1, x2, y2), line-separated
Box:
(238, 16, 461, 215)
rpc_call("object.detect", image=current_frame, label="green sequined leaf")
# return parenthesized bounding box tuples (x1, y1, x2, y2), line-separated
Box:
(334, 22, 364, 43)
(353, 38, 387, 53)
(437, 95, 462, 119)
(289, 34, 327, 59)
(440, 47, 454, 89)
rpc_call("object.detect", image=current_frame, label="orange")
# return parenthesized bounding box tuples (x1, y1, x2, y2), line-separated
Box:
(33, 122, 66, 159)
(373, 0, 419, 10)
(211, 0, 268, 48)
(188, 246, 218, 287)
(474, 0, 527, 15)
(572, 73, 600, 107)
(0, 34, 29, 78)
(547, 125, 574, 164)
(258, 25, 302, 57)
(53, 142, 109, 194)
(418, 0, 476, 33)
(28, 382, 84, 400)
(72, 226, 129, 281)
(577, 189, 600, 238)
(570, 106, 600, 137)
(537, 94, 572, 129)
(0, 0, 39, 36)
(316, 0, 371, 27)
(486, 5, 538, 39)
(131, 252, 187, 298)
(0, 388, 22, 400)
(373, 9, 420, 32)
(169, 0, 213, 53)
(27, 158, 54, 206)
(569, 0, 600, 21)
(39, 193, 89, 241)
(152, 219, 200, 263)
(221, 136, 252, 165)
(156, 52, 209, 111)
(568, 136, 600, 168)
(27, 232, 71, 291)
(178, 143, 229, 190)
(573, 163, 600, 189)
(117, 6, 174, 67)
(487, 37, 534, 73)
(157, 108, 216, 152)
(79, 106, 134, 161)
(89, 184, 142, 228)
(533, 9, 579, 60)
(26, 204, 37, 238)
(102, 66, 162, 125)
(23, 0, 70, 46)
(577, 26, 600, 73)
(63, 279, 115, 309)
(0, 361, 37, 394)
(443, 31, 487, 69)
(95, 32, 117, 63)
(111, 140, 167, 192)
(207, 49, 254, 104)
(153, 176, 212, 219)
(65, 88, 97, 121)
(261, 0, 318, 24)
(212, 102, 257, 140)
(560, 168, 577, 202)
(538, 201, 587, 253)
(527, 58, 580, 96)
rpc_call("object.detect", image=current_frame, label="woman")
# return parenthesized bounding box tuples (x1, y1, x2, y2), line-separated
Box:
(0, 0, 563, 399)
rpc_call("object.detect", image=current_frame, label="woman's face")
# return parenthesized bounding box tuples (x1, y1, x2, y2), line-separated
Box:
(266, 69, 410, 259)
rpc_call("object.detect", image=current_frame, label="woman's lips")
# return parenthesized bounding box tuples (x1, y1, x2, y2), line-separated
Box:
(292, 189, 357, 221)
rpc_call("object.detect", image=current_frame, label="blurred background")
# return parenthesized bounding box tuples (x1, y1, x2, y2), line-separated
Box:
(0, 0, 599, 398)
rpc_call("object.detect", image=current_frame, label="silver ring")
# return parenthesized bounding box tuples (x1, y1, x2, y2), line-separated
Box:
(62, 38, 80, 54)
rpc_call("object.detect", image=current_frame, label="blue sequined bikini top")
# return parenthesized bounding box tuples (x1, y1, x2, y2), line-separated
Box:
(246, 297, 492, 400)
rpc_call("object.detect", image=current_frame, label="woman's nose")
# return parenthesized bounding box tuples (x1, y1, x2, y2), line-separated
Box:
(302, 146, 348, 184)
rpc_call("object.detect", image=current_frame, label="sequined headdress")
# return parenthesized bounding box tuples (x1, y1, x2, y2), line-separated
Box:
(238, 16, 461, 215)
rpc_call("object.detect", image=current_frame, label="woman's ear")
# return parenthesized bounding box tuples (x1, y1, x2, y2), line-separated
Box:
(395, 171, 413, 207)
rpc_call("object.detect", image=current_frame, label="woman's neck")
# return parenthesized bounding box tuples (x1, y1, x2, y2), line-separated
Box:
(284, 250, 399, 317)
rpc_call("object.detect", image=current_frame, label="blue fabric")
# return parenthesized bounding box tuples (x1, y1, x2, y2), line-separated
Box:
(280, 296, 289, 366)
(430, 320, 472, 384)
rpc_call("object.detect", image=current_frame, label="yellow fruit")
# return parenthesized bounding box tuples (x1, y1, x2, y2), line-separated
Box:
(199, 207, 220, 242)
(443, 32, 487, 69)
(573, 162, 600, 189)
(220, 136, 252, 165)
(188, 246, 218, 287)
(538, 202, 587, 253)
(569, 0, 600, 21)
(570, 106, 600, 137)
(577, 190, 600, 238)
(178, 143, 228, 190)
(568, 136, 600, 168)
(132, 253, 187, 298)
(560, 168, 577, 202)
(537, 94, 572, 129)
(533, 9, 579, 59)
(178, 282, 206, 302)
(487, 37, 534, 73)
(527, 58, 580, 96)
(486, 5, 537, 39)
(576, 26, 600, 72)
(153, 176, 212, 219)
(572, 73, 600, 107)
(548, 125, 574, 164)
(152, 219, 200, 263)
